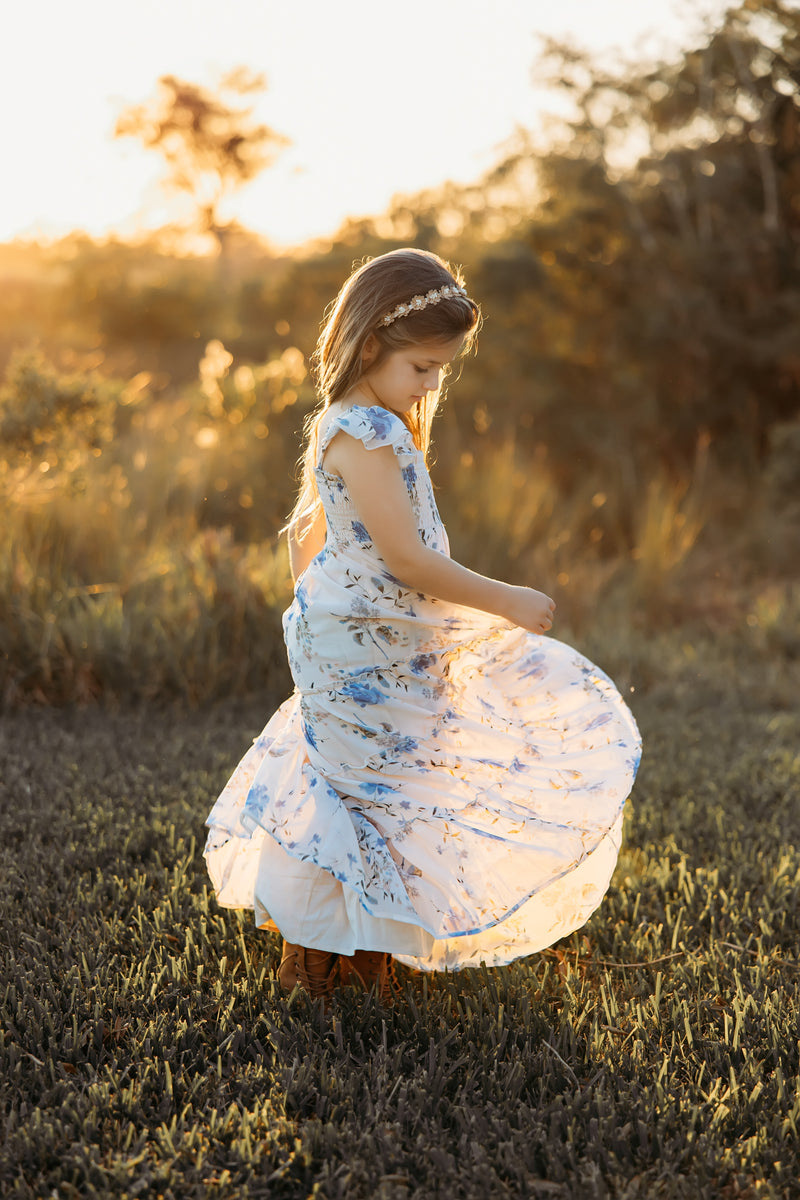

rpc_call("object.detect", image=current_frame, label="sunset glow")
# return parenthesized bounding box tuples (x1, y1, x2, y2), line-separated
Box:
(4, 0, 731, 248)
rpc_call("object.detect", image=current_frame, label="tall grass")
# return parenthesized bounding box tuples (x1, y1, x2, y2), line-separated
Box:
(1, 347, 306, 707)
(1, 348, 796, 708)
(439, 431, 716, 636)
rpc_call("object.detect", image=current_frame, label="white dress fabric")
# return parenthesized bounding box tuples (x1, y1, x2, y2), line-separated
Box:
(204, 404, 642, 971)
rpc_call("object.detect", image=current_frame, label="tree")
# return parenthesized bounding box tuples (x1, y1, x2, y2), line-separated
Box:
(115, 68, 289, 253)
(467, 1, 800, 471)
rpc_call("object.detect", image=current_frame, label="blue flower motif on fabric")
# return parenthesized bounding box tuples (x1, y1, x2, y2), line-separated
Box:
(394, 736, 419, 755)
(360, 781, 397, 800)
(295, 581, 310, 614)
(362, 406, 397, 440)
(410, 653, 437, 675)
(339, 682, 387, 707)
(402, 463, 418, 487)
(244, 781, 270, 822)
(351, 520, 371, 544)
(520, 654, 547, 680)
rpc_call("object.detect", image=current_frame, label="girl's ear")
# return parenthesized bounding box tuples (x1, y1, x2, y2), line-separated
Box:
(361, 333, 379, 369)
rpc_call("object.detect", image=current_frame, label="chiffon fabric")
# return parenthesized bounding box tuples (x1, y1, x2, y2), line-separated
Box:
(204, 404, 641, 971)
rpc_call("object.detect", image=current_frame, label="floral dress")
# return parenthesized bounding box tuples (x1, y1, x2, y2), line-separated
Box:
(204, 404, 642, 971)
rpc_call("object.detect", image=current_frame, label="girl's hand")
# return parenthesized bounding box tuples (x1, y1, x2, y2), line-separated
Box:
(502, 586, 556, 634)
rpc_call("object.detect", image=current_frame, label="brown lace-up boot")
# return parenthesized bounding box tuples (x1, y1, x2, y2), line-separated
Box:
(339, 950, 400, 1003)
(278, 941, 340, 1001)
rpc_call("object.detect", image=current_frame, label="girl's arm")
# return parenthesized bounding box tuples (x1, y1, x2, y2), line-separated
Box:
(323, 435, 554, 633)
(288, 506, 326, 583)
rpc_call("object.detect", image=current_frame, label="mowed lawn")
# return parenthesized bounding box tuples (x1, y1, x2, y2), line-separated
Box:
(1, 632, 798, 1199)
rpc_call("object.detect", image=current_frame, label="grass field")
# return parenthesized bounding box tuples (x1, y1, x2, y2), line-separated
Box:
(1, 627, 799, 1199)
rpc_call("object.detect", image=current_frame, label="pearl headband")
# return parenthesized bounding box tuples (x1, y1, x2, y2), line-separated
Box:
(379, 284, 470, 327)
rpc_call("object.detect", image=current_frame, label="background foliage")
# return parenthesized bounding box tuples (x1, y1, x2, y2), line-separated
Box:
(1, 2, 798, 707)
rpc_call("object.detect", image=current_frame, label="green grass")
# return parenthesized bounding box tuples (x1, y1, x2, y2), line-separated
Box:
(1, 633, 799, 1199)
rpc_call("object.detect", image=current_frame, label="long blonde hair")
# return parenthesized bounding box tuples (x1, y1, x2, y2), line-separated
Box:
(287, 248, 481, 541)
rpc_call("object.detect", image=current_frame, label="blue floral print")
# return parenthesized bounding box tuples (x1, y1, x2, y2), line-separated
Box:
(410, 652, 437, 674)
(351, 520, 371, 544)
(342, 405, 395, 442)
(204, 403, 642, 973)
(295, 580, 310, 615)
(339, 682, 387, 707)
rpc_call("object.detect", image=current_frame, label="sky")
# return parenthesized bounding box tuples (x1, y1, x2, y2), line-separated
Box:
(2, 0, 734, 249)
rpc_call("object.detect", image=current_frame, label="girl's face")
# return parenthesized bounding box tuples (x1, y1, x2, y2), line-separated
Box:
(355, 334, 465, 413)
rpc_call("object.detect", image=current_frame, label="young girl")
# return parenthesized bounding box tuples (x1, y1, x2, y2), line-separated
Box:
(204, 248, 641, 1000)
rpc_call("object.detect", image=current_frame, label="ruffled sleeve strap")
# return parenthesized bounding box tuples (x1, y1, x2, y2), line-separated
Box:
(318, 405, 415, 463)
